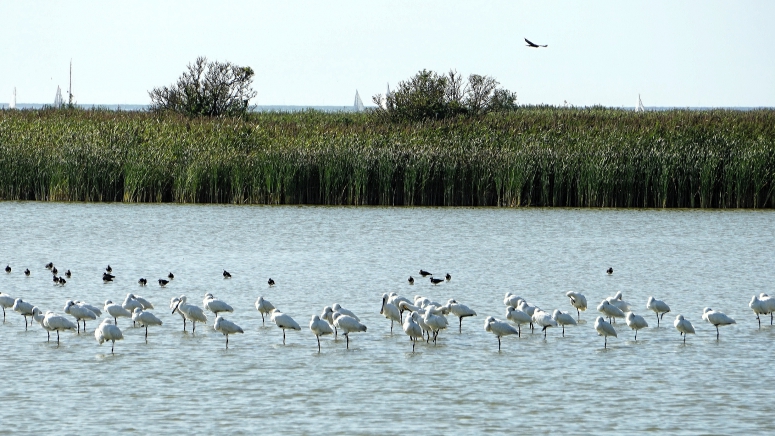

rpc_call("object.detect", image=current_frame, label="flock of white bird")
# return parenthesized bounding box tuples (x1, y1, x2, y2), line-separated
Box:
(1, 283, 772, 353)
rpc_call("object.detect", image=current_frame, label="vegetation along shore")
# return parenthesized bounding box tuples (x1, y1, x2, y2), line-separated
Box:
(0, 106, 773, 207)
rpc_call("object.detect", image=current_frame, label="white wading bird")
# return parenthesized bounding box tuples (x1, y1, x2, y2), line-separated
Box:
(646, 297, 670, 327)
(445, 299, 477, 333)
(43, 311, 77, 344)
(606, 291, 631, 315)
(255, 296, 275, 325)
(13, 298, 35, 330)
(749, 294, 775, 328)
(271, 309, 301, 344)
(132, 308, 163, 340)
(0, 292, 15, 321)
(214, 316, 243, 348)
(503, 292, 523, 308)
(552, 309, 577, 337)
(484, 316, 519, 351)
(565, 291, 587, 320)
(595, 316, 617, 349)
(171, 295, 207, 332)
(597, 300, 625, 324)
(506, 306, 532, 337)
(403, 312, 424, 352)
(309, 315, 333, 352)
(95, 319, 123, 354)
(625, 312, 648, 340)
(702, 307, 736, 340)
(64, 300, 97, 333)
(333, 311, 367, 349)
(380, 294, 401, 334)
(203, 293, 234, 318)
(674, 314, 695, 344)
(104, 300, 131, 326)
(532, 309, 558, 339)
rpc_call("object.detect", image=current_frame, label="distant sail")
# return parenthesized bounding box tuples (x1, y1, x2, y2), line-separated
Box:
(54, 86, 64, 108)
(354, 90, 365, 112)
(9, 87, 16, 109)
(636, 94, 645, 112)
(380, 83, 391, 109)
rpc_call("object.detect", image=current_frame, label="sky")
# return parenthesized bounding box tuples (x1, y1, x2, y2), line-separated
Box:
(2, 0, 773, 107)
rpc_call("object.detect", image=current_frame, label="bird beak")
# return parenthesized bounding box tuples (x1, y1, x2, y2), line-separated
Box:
(172, 302, 180, 314)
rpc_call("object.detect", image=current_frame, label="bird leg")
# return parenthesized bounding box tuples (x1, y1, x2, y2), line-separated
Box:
(57, 331, 60, 344)
(82, 320, 86, 332)
(412, 338, 416, 353)
(604, 336, 607, 349)
(635, 330, 638, 341)
(716, 325, 719, 340)
(562, 325, 565, 337)
(145, 326, 149, 340)
(111, 341, 115, 354)
(113, 317, 117, 326)
(283, 330, 286, 345)
(656, 314, 660, 327)
(317, 335, 321, 353)
(390, 320, 393, 334)
(530, 322, 534, 334)
(346, 334, 350, 349)
(459, 317, 463, 334)
(334, 327, 337, 339)
(47, 331, 50, 342)
(497, 336, 501, 351)
(193, 321, 196, 333)
(543, 326, 548, 339)
(226, 335, 229, 349)
(261, 313, 265, 325)
(518, 324, 521, 338)
(757, 315, 761, 329)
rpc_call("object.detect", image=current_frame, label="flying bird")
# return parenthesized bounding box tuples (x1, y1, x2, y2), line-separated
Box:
(525, 38, 547, 48)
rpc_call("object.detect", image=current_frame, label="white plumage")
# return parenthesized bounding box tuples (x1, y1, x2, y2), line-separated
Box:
(646, 296, 671, 327)
(255, 296, 275, 325)
(503, 292, 523, 308)
(104, 300, 132, 326)
(0, 292, 15, 321)
(552, 309, 577, 337)
(203, 293, 234, 317)
(597, 300, 625, 324)
(403, 312, 425, 352)
(532, 309, 558, 338)
(380, 293, 402, 334)
(674, 314, 695, 343)
(132, 308, 163, 340)
(12, 298, 35, 330)
(565, 291, 588, 320)
(43, 311, 77, 344)
(445, 299, 477, 333)
(484, 316, 519, 351)
(625, 312, 649, 340)
(270, 309, 301, 344)
(594, 316, 617, 348)
(64, 300, 97, 333)
(606, 291, 631, 314)
(332, 303, 359, 321)
(214, 316, 243, 348)
(423, 309, 448, 344)
(171, 295, 207, 332)
(749, 294, 775, 328)
(95, 319, 124, 353)
(132, 295, 154, 310)
(702, 307, 736, 339)
(309, 315, 333, 352)
(332, 311, 367, 349)
(505, 306, 531, 337)
(122, 294, 144, 320)
(75, 301, 102, 317)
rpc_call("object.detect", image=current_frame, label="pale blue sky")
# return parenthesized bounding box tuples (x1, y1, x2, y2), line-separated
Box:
(2, 0, 773, 107)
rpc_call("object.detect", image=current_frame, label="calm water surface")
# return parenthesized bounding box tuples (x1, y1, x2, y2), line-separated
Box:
(0, 203, 773, 434)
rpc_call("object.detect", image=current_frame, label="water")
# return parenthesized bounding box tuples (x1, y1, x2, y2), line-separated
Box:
(0, 203, 773, 434)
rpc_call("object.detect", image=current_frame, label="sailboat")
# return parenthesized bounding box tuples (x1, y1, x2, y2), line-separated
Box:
(9, 87, 16, 109)
(635, 94, 645, 112)
(353, 90, 365, 112)
(54, 86, 64, 108)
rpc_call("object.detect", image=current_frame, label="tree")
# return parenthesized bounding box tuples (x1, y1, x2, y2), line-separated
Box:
(373, 69, 518, 122)
(149, 57, 257, 117)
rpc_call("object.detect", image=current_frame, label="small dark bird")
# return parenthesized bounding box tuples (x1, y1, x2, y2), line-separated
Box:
(168, 272, 174, 280)
(105, 265, 112, 273)
(267, 278, 275, 286)
(138, 278, 147, 286)
(58, 277, 66, 286)
(53, 275, 59, 283)
(408, 276, 414, 285)
(419, 269, 432, 277)
(103, 272, 115, 282)
(524, 38, 548, 48)
(158, 279, 169, 287)
(45, 262, 54, 270)
(65, 270, 71, 278)
(24, 268, 30, 276)
(52, 267, 58, 275)
(223, 270, 232, 279)
(606, 267, 614, 275)
(445, 273, 451, 281)
(430, 277, 444, 285)
(4, 265, 10, 273)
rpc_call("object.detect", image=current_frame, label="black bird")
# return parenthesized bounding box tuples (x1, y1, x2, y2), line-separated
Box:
(445, 273, 451, 281)
(52, 267, 58, 275)
(138, 278, 147, 286)
(419, 269, 432, 277)
(430, 277, 444, 285)
(223, 270, 232, 279)
(267, 278, 275, 286)
(168, 272, 174, 280)
(4, 265, 10, 273)
(606, 267, 614, 275)
(105, 265, 112, 273)
(58, 277, 66, 286)
(65, 270, 71, 278)
(53, 275, 59, 283)
(45, 262, 54, 270)
(103, 272, 115, 282)
(408, 276, 414, 285)
(524, 38, 548, 48)
(24, 268, 30, 276)
(158, 279, 169, 287)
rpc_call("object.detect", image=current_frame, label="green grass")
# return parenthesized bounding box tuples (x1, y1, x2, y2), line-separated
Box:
(0, 106, 773, 207)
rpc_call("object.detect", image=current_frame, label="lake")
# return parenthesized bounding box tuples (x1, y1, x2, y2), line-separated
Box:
(0, 202, 773, 434)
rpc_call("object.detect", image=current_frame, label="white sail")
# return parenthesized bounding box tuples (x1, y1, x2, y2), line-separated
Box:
(9, 87, 16, 109)
(636, 94, 645, 112)
(54, 86, 64, 108)
(353, 90, 365, 112)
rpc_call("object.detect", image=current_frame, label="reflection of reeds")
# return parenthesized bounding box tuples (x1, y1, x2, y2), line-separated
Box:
(0, 106, 773, 207)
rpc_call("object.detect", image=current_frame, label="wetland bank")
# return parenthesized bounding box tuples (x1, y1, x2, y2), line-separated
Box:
(0, 106, 773, 208)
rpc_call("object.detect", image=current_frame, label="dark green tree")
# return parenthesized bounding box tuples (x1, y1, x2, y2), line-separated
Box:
(149, 57, 257, 117)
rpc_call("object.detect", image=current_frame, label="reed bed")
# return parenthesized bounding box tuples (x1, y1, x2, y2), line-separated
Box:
(0, 107, 773, 207)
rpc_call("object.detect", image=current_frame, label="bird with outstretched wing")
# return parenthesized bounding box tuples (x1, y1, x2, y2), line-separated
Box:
(525, 38, 547, 48)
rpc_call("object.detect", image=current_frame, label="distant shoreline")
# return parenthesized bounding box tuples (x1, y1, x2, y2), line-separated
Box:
(1, 107, 774, 208)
